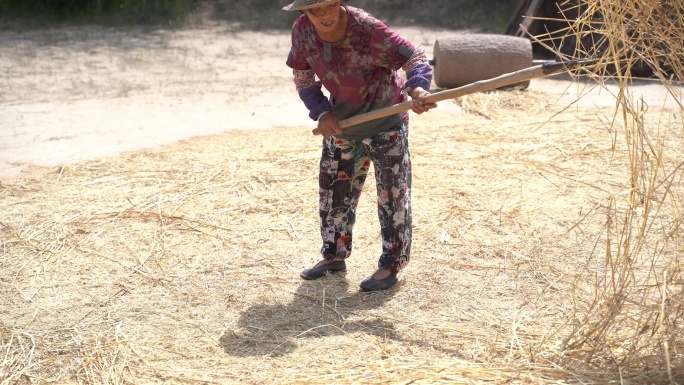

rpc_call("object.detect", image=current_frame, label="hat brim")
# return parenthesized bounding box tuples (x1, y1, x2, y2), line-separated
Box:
(282, 0, 337, 11)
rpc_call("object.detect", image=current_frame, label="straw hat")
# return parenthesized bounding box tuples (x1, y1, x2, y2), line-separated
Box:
(282, 0, 339, 11)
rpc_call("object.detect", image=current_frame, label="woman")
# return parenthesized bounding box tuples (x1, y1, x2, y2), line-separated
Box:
(283, 0, 436, 291)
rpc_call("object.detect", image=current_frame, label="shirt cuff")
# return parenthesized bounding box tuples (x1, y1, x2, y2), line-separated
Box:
(298, 87, 333, 121)
(405, 62, 433, 93)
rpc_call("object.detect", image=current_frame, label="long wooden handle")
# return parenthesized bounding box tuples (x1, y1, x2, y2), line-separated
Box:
(311, 59, 595, 135)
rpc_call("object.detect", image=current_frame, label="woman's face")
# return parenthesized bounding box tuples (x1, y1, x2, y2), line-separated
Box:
(305, 2, 342, 35)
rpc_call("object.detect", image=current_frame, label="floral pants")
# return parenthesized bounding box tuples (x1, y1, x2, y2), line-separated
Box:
(318, 122, 412, 272)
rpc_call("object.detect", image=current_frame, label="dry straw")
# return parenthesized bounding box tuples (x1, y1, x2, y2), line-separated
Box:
(1, 1, 683, 384)
(525, 0, 684, 382)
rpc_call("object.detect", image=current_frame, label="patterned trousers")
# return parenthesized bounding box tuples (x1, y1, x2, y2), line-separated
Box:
(318, 122, 412, 272)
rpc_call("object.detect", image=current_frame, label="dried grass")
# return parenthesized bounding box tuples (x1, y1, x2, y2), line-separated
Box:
(525, 0, 684, 382)
(2, 1, 684, 383)
(2, 85, 681, 383)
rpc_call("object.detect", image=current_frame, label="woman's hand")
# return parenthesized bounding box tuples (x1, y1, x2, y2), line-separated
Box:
(410, 87, 437, 114)
(317, 111, 342, 137)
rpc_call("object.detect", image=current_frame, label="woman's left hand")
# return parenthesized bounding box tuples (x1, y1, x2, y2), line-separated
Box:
(410, 87, 437, 114)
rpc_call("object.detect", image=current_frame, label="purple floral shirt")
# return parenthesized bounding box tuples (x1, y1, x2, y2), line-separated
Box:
(286, 6, 432, 139)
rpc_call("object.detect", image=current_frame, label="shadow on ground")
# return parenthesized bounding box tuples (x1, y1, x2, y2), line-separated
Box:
(219, 276, 467, 358)
(220, 276, 398, 357)
(0, 0, 517, 35)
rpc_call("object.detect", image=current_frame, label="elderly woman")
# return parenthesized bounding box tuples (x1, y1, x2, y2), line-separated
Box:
(283, 0, 436, 291)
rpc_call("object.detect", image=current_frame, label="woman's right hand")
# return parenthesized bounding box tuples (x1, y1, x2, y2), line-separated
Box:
(317, 111, 343, 137)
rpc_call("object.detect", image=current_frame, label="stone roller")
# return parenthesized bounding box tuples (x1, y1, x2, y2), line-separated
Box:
(431, 34, 534, 89)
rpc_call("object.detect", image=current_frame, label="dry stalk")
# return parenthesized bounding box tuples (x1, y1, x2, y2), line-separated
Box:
(523, 0, 684, 381)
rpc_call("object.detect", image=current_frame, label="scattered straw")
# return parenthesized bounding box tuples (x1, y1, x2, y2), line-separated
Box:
(2, 86, 682, 383)
(2, 1, 684, 382)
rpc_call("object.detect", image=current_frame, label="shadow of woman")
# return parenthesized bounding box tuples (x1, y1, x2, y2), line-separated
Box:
(219, 275, 399, 357)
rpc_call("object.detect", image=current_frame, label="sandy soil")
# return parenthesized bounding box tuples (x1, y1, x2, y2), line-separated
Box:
(1, 23, 681, 179)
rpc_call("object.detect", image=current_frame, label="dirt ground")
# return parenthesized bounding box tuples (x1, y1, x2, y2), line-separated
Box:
(1, 22, 684, 384)
(1, 24, 681, 179)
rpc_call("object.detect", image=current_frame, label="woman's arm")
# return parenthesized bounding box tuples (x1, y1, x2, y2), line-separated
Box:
(402, 46, 433, 95)
(293, 69, 333, 121)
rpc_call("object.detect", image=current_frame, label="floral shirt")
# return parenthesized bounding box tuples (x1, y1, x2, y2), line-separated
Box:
(286, 6, 432, 140)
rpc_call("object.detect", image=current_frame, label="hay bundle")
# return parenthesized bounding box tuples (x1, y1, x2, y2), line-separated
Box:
(526, 0, 684, 382)
(528, 0, 684, 83)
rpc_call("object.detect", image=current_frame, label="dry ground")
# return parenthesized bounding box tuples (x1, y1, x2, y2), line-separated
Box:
(1, 22, 684, 384)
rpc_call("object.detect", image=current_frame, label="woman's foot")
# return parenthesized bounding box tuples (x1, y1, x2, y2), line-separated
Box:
(300, 259, 347, 280)
(359, 268, 398, 291)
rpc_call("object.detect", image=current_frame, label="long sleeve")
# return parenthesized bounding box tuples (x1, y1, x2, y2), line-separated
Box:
(293, 69, 333, 121)
(402, 46, 432, 92)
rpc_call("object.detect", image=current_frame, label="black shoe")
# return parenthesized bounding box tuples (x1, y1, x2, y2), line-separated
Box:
(359, 272, 398, 292)
(300, 260, 347, 280)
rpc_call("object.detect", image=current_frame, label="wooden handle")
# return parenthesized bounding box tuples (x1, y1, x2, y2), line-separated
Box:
(311, 59, 594, 135)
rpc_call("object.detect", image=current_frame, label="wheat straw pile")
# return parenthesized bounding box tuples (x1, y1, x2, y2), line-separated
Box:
(1, 1, 684, 384)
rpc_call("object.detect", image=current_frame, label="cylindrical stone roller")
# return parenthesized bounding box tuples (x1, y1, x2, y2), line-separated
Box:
(433, 34, 534, 89)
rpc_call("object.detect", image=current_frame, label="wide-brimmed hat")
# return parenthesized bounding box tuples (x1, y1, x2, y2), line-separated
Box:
(282, 0, 338, 11)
